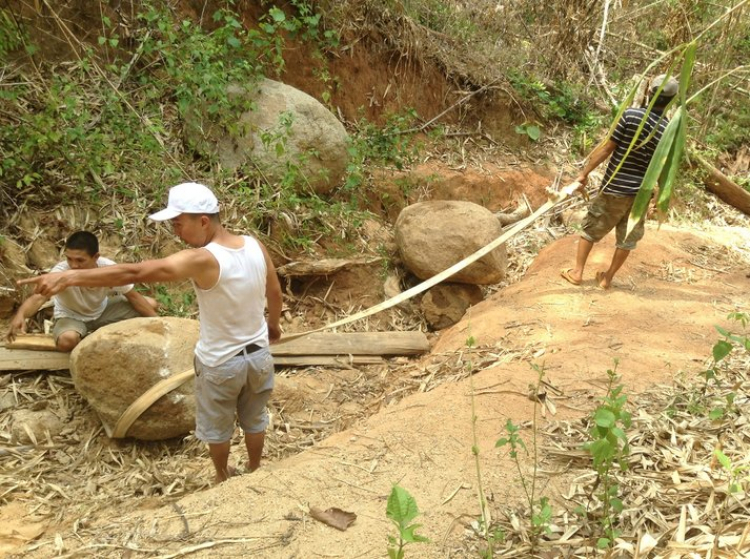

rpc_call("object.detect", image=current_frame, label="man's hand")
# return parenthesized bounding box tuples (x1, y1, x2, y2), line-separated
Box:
(17, 272, 70, 298)
(574, 173, 589, 189)
(6, 313, 27, 342)
(268, 323, 282, 344)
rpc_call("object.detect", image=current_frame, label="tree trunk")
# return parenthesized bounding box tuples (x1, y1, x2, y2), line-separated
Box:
(694, 154, 750, 216)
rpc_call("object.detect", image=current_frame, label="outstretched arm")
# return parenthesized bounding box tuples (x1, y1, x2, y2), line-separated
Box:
(6, 293, 49, 342)
(18, 249, 217, 298)
(575, 139, 617, 188)
(260, 242, 283, 344)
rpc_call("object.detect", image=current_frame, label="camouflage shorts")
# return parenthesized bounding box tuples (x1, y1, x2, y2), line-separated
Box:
(581, 192, 646, 250)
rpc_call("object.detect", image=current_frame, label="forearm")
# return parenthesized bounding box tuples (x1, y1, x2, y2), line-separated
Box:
(579, 139, 617, 179)
(14, 294, 48, 320)
(266, 284, 282, 328)
(126, 291, 158, 317)
(61, 264, 144, 289)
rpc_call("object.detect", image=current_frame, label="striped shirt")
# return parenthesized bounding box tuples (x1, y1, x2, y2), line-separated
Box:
(601, 107, 669, 196)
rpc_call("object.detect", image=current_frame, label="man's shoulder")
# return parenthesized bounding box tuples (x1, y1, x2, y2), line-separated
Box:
(51, 261, 69, 273)
(96, 256, 117, 267)
(622, 107, 647, 120)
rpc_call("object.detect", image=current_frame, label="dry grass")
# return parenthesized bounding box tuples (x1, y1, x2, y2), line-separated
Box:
(478, 353, 750, 557)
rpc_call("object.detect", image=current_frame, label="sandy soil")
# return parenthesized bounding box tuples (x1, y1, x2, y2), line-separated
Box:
(8, 223, 747, 558)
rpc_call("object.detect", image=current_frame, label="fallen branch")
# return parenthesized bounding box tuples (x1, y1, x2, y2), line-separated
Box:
(693, 153, 750, 216)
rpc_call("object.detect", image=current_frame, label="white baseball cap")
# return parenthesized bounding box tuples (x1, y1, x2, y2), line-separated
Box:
(650, 74, 679, 97)
(149, 182, 220, 221)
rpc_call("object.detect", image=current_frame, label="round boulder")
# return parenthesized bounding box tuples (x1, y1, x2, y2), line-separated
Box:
(421, 283, 484, 330)
(395, 201, 507, 285)
(70, 317, 199, 441)
(186, 78, 349, 194)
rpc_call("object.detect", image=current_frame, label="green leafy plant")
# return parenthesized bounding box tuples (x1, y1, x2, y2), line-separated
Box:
(580, 363, 632, 549)
(514, 122, 542, 141)
(386, 484, 429, 559)
(495, 364, 552, 547)
(464, 335, 496, 557)
(700, 312, 749, 419)
(155, 285, 197, 318)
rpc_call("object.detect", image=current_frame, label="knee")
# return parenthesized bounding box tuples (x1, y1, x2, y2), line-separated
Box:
(56, 332, 81, 352)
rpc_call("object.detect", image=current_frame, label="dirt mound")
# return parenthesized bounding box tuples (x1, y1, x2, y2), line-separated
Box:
(436, 224, 749, 392)
(16, 224, 747, 558)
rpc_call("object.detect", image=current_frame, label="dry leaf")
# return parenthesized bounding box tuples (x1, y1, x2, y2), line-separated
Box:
(309, 506, 357, 532)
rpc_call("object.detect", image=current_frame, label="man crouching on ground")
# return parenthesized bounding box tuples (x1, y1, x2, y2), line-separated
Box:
(7, 230, 157, 351)
(19, 182, 283, 483)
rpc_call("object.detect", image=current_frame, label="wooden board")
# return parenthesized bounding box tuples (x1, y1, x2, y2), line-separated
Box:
(274, 332, 429, 356)
(273, 355, 384, 366)
(6, 334, 58, 352)
(0, 347, 70, 371)
(7, 331, 429, 358)
(0, 348, 384, 372)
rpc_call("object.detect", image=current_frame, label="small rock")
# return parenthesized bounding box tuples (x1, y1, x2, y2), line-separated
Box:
(10, 409, 64, 443)
(421, 283, 484, 330)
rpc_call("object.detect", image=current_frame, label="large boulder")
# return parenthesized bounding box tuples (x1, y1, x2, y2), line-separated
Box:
(186, 78, 349, 194)
(395, 201, 507, 285)
(70, 317, 199, 441)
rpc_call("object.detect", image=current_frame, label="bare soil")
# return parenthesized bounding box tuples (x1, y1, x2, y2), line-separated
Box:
(4, 222, 749, 558)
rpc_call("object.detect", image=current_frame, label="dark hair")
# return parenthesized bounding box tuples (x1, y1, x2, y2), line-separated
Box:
(651, 92, 675, 110)
(65, 231, 99, 256)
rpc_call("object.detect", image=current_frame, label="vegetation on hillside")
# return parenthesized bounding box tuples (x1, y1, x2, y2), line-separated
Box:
(0, 0, 746, 245)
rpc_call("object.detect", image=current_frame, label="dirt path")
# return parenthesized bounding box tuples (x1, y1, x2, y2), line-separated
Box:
(13, 224, 747, 558)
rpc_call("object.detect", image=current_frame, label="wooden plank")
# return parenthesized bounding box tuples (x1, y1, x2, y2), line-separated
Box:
(6, 334, 58, 352)
(0, 347, 386, 372)
(10, 331, 429, 356)
(273, 355, 384, 366)
(0, 347, 69, 371)
(274, 332, 429, 356)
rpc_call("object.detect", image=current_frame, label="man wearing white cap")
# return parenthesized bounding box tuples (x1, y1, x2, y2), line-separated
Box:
(561, 74, 679, 289)
(20, 182, 283, 483)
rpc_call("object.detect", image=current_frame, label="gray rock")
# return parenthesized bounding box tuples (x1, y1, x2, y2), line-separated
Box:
(186, 78, 348, 194)
(70, 317, 199, 441)
(395, 201, 507, 285)
(10, 409, 64, 443)
(0, 391, 17, 412)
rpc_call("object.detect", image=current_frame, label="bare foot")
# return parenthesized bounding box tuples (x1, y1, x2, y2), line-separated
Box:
(214, 465, 238, 484)
(596, 271, 611, 290)
(245, 462, 259, 474)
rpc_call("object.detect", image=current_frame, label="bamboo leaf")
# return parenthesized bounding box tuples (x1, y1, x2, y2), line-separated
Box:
(656, 108, 686, 213)
(679, 42, 697, 104)
(626, 112, 682, 236)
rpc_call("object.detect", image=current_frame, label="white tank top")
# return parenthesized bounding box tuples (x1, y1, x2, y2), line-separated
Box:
(193, 236, 268, 367)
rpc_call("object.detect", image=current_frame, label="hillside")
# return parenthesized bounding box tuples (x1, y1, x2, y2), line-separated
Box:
(1, 1, 750, 557)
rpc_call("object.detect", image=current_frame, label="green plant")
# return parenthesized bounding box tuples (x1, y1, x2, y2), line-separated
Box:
(464, 335, 495, 557)
(699, 312, 749, 419)
(514, 122, 542, 141)
(155, 285, 196, 317)
(580, 363, 632, 548)
(495, 364, 551, 546)
(341, 109, 422, 201)
(0, 9, 25, 57)
(386, 484, 429, 559)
